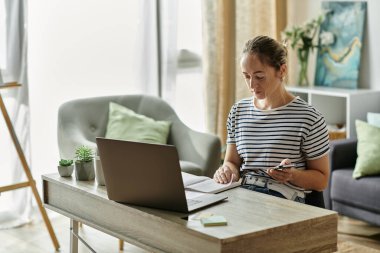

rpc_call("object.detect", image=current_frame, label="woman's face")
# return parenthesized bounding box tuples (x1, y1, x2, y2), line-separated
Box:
(240, 53, 284, 100)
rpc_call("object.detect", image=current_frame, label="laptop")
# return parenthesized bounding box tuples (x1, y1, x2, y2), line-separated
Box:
(96, 138, 227, 213)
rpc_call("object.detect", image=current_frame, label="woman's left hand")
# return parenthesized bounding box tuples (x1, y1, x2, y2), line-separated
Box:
(267, 159, 294, 183)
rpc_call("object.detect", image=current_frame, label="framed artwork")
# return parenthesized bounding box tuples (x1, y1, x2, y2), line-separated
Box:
(315, 1, 367, 89)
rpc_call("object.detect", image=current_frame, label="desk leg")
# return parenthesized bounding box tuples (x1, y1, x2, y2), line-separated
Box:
(70, 219, 79, 253)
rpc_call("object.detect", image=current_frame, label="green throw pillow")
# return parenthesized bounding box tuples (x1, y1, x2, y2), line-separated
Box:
(353, 120, 380, 179)
(367, 112, 380, 127)
(105, 102, 171, 144)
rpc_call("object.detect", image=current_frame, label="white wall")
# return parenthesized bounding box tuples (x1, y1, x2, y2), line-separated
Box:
(28, 0, 143, 180)
(359, 0, 380, 89)
(287, 0, 380, 90)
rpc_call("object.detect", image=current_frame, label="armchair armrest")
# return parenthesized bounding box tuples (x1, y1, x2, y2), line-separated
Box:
(169, 120, 221, 178)
(324, 138, 357, 209)
(329, 138, 357, 171)
(187, 129, 221, 177)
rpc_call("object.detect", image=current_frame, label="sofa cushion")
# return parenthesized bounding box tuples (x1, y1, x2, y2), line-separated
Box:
(331, 169, 380, 213)
(105, 102, 171, 144)
(353, 120, 380, 178)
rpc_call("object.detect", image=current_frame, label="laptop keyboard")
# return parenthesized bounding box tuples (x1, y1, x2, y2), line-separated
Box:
(187, 199, 202, 206)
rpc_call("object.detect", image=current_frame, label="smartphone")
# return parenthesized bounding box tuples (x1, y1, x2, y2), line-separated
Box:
(273, 164, 295, 170)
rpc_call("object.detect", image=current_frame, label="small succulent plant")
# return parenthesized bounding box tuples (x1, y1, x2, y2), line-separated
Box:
(59, 159, 73, 167)
(75, 145, 94, 163)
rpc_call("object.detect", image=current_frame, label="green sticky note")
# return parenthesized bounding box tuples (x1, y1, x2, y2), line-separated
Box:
(200, 215, 227, 227)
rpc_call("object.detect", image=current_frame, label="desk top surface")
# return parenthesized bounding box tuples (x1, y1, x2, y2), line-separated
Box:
(43, 173, 337, 240)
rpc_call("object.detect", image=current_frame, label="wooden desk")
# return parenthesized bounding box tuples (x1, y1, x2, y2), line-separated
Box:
(42, 173, 337, 253)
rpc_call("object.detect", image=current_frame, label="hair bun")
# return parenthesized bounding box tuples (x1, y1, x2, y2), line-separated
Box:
(242, 35, 288, 70)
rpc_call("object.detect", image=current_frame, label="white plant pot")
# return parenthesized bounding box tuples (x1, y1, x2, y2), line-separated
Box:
(95, 156, 105, 186)
(75, 160, 95, 181)
(58, 165, 74, 177)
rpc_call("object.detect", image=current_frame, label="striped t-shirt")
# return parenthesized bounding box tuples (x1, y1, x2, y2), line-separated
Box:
(227, 96, 329, 172)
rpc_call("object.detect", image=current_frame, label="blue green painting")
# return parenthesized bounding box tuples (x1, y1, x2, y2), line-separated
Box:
(315, 2, 366, 89)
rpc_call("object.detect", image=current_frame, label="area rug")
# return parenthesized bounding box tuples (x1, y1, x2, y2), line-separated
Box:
(337, 241, 380, 253)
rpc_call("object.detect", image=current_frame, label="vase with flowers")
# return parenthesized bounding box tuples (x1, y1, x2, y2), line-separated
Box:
(283, 14, 324, 86)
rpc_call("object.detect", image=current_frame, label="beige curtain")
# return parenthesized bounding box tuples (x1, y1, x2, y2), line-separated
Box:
(202, 0, 287, 146)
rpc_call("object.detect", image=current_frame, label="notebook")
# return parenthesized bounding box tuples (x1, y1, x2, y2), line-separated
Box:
(96, 138, 227, 213)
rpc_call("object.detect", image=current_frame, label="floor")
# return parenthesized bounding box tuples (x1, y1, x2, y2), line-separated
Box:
(0, 214, 380, 253)
(0, 213, 147, 253)
(337, 216, 380, 252)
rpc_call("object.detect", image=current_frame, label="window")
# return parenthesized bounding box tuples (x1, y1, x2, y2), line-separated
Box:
(174, 0, 206, 132)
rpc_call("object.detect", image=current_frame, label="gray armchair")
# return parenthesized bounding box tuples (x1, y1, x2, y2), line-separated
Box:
(57, 94, 221, 177)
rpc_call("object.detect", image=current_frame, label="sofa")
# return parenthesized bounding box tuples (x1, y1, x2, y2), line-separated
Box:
(57, 94, 221, 177)
(324, 138, 380, 225)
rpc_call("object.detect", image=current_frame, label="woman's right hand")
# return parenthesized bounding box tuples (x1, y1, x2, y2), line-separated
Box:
(213, 165, 238, 184)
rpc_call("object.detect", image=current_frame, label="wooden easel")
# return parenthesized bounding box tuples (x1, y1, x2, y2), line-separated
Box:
(0, 82, 60, 251)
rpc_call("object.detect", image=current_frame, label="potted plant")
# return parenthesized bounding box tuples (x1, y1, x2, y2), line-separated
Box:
(58, 159, 74, 177)
(74, 145, 95, 181)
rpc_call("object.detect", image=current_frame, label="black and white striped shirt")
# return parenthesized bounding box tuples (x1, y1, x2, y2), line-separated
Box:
(227, 96, 329, 172)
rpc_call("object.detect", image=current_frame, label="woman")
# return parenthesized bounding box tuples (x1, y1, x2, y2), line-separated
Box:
(213, 35, 330, 203)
